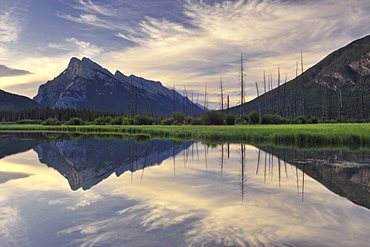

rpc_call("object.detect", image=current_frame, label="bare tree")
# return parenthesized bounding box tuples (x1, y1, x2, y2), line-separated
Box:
(277, 67, 281, 116)
(263, 70, 267, 93)
(294, 58, 299, 117)
(263, 70, 267, 115)
(172, 81, 176, 116)
(219, 76, 225, 113)
(301, 51, 305, 116)
(183, 86, 188, 115)
(255, 81, 261, 123)
(337, 77, 343, 119)
(227, 95, 230, 114)
(239, 53, 246, 118)
(204, 82, 208, 112)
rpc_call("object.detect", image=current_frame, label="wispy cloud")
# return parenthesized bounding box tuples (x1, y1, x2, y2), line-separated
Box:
(0, 7, 22, 43)
(74, 0, 116, 16)
(105, 0, 370, 107)
(57, 0, 134, 32)
(0, 65, 32, 77)
(58, 13, 122, 30)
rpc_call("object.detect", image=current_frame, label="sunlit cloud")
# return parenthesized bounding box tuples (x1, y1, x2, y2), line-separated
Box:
(66, 37, 104, 57)
(66, 191, 103, 210)
(0, 56, 72, 97)
(0, 37, 104, 96)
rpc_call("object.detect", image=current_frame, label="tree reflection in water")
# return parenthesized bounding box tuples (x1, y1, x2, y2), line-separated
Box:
(1, 134, 370, 246)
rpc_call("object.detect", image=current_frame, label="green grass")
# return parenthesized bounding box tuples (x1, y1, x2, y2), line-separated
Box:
(0, 123, 369, 148)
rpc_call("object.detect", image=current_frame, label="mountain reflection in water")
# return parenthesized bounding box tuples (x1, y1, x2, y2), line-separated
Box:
(34, 138, 192, 190)
(259, 146, 370, 208)
(0, 133, 370, 247)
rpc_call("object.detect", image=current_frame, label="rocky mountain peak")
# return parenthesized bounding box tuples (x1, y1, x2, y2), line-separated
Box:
(66, 57, 113, 78)
(33, 57, 204, 115)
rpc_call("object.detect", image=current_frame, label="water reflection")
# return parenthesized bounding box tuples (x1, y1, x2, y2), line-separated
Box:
(0, 133, 39, 159)
(259, 146, 370, 208)
(0, 133, 370, 246)
(34, 138, 191, 190)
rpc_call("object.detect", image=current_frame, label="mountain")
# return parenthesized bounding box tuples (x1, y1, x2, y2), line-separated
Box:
(33, 57, 204, 115)
(230, 35, 370, 119)
(0, 89, 41, 111)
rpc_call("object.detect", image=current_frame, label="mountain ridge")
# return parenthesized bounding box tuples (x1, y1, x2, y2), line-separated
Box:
(229, 34, 370, 119)
(33, 57, 204, 115)
(0, 89, 41, 111)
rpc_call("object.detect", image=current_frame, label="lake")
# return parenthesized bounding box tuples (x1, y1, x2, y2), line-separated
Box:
(0, 133, 369, 247)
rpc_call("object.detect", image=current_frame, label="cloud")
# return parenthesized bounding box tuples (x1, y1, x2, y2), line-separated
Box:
(4, 0, 369, 107)
(105, 0, 370, 107)
(74, 0, 116, 16)
(0, 207, 28, 246)
(0, 7, 22, 43)
(47, 38, 104, 57)
(66, 191, 103, 210)
(57, 0, 134, 32)
(0, 65, 32, 78)
(0, 57, 73, 97)
(58, 13, 121, 30)
(47, 43, 69, 50)
(66, 37, 104, 57)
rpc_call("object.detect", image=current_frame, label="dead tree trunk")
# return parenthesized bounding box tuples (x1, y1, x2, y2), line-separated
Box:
(255, 81, 262, 123)
(219, 76, 224, 113)
(301, 51, 305, 116)
(240, 53, 245, 118)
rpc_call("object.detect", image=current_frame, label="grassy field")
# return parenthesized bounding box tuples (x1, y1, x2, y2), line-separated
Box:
(0, 123, 369, 148)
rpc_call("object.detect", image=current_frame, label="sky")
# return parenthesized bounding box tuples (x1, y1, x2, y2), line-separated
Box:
(0, 0, 370, 109)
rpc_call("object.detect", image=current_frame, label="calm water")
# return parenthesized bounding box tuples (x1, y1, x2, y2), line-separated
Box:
(0, 133, 370, 247)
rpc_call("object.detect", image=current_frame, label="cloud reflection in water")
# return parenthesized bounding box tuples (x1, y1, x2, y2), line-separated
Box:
(57, 144, 370, 247)
(0, 140, 370, 246)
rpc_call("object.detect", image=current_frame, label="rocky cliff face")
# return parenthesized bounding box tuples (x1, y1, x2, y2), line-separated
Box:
(33, 57, 204, 115)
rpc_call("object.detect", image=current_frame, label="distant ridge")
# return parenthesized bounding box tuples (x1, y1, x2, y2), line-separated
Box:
(34, 57, 204, 115)
(229, 34, 370, 119)
(0, 89, 41, 111)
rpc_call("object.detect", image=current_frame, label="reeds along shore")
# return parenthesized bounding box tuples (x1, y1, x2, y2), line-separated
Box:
(0, 124, 369, 148)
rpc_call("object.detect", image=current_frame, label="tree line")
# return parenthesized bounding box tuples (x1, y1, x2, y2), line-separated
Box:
(2, 105, 368, 126)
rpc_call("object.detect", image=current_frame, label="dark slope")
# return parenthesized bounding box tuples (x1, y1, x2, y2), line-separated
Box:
(0, 89, 41, 111)
(229, 35, 370, 119)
